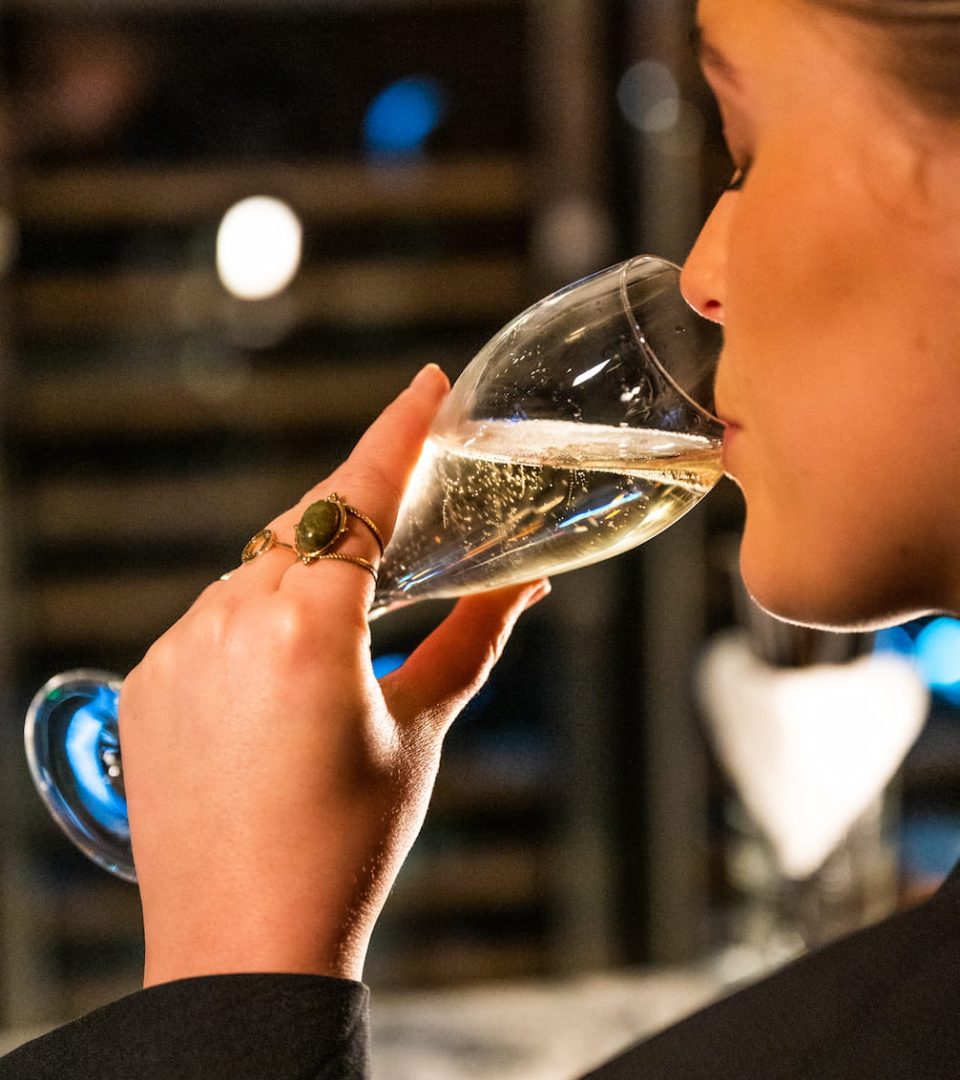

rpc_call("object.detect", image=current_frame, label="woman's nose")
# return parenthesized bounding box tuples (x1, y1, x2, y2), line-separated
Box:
(680, 196, 732, 325)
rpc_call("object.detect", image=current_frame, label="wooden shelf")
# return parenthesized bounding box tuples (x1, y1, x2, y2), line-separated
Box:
(390, 844, 544, 917)
(18, 571, 215, 648)
(10, 0, 524, 14)
(11, 362, 421, 436)
(366, 938, 546, 988)
(36, 882, 142, 941)
(17, 156, 529, 227)
(28, 464, 329, 545)
(431, 759, 547, 816)
(13, 256, 528, 332)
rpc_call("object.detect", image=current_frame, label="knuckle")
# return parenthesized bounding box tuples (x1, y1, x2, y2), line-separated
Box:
(139, 632, 180, 679)
(263, 592, 312, 646)
(194, 594, 247, 651)
(344, 453, 405, 512)
(143, 592, 250, 672)
(262, 591, 360, 663)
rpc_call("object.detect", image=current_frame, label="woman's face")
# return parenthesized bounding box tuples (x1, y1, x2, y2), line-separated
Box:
(682, 0, 960, 629)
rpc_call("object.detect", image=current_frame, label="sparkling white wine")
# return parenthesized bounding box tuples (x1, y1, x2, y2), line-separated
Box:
(371, 418, 721, 615)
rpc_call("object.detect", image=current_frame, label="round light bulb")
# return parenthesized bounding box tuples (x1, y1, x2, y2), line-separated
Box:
(216, 196, 303, 301)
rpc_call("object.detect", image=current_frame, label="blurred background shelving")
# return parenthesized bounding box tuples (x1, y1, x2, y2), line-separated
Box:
(0, 0, 721, 1024)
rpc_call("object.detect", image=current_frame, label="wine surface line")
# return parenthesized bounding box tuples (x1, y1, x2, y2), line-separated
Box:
(371, 418, 721, 614)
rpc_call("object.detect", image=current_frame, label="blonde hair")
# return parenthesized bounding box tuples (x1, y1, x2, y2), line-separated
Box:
(807, 0, 960, 117)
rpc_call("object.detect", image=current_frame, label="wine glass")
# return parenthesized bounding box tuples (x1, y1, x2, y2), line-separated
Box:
(25, 254, 723, 881)
(370, 254, 722, 616)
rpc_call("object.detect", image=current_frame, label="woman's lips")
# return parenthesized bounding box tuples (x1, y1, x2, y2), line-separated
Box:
(720, 419, 742, 473)
(721, 420, 741, 440)
(713, 388, 741, 456)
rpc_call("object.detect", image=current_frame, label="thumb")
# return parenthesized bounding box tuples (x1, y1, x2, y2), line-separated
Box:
(380, 579, 550, 735)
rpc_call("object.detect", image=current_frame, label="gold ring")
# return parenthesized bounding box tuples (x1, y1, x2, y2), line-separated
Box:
(241, 493, 382, 583)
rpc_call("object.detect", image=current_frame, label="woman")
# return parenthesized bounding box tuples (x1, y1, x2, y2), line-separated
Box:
(4, 0, 960, 1075)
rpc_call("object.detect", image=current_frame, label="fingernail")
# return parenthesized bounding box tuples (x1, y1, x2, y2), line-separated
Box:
(410, 363, 447, 390)
(523, 578, 551, 610)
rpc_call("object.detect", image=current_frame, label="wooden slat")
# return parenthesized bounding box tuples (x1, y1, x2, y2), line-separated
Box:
(388, 845, 543, 916)
(12, 255, 527, 332)
(11, 361, 430, 435)
(20, 572, 215, 647)
(41, 882, 142, 940)
(27, 465, 330, 544)
(366, 939, 546, 988)
(431, 759, 545, 815)
(12, 0, 521, 14)
(17, 156, 529, 227)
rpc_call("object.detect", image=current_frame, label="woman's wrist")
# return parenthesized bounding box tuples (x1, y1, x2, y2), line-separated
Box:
(140, 887, 370, 987)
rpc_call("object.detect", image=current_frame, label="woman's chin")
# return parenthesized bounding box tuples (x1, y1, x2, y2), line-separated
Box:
(737, 531, 915, 632)
(740, 560, 940, 634)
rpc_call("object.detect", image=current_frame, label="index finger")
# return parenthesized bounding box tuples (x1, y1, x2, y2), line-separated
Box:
(272, 363, 450, 606)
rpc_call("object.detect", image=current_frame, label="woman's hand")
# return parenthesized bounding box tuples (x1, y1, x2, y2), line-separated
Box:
(118, 364, 549, 988)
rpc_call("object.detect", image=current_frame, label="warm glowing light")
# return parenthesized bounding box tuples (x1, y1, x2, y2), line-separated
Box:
(216, 196, 303, 301)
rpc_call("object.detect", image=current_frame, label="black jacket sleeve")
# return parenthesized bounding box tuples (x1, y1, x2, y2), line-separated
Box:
(0, 973, 369, 1080)
(581, 865, 960, 1080)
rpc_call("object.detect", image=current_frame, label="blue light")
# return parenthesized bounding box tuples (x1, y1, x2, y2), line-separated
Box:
(363, 77, 446, 155)
(915, 618, 960, 705)
(63, 686, 129, 837)
(874, 625, 916, 661)
(373, 652, 408, 678)
(900, 814, 960, 882)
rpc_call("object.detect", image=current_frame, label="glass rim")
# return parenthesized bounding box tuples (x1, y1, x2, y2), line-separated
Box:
(618, 254, 724, 429)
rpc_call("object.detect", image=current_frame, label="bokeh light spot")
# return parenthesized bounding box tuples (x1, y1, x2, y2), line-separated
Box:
(372, 652, 408, 678)
(616, 60, 680, 133)
(915, 618, 960, 704)
(363, 76, 446, 155)
(216, 196, 303, 301)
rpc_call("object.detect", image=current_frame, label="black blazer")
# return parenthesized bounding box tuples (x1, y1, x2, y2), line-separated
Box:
(5, 863, 960, 1079)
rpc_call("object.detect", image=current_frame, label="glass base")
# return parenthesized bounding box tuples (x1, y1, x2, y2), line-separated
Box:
(24, 670, 135, 882)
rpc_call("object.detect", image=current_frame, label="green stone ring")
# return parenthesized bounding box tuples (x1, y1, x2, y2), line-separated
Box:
(241, 493, 383, 582)
(296, 496, 349, 561)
